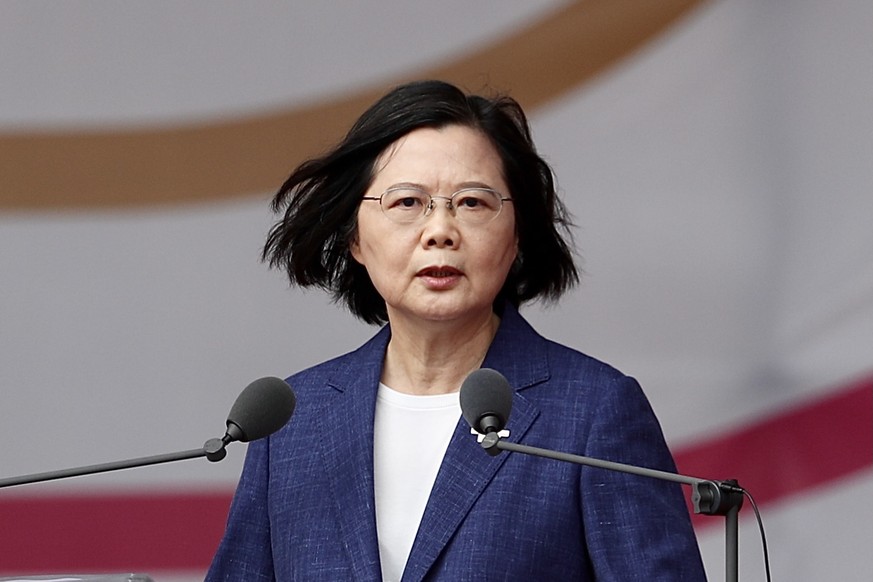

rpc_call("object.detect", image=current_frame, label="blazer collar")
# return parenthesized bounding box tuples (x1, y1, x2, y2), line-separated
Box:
(324, 303, 549, 394)
(316, 305, 550, 582)
(315, 326, 391, 581)
(402, 304, 550, 582)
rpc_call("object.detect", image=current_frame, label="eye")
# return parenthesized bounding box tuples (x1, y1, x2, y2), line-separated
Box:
(383, 188, 428, 212)
(454, 190, 500, 211)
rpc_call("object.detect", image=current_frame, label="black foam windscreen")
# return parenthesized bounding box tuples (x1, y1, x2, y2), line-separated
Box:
(226, 376, 296, 442)
(459, 368, 513, 434)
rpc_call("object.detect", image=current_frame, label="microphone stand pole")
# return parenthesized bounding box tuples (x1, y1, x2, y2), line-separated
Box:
(479, 432, 745, 582)
(0, 438, 228, 489)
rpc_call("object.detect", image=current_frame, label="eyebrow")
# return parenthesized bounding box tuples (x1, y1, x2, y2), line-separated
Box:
(386, 181, 499, 192)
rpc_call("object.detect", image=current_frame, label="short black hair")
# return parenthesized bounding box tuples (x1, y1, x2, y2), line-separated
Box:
(263, 79, 578, 325)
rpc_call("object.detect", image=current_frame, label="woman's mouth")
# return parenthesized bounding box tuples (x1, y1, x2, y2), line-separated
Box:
(417, 266, 463, 288)
(418, 266, 463, 277)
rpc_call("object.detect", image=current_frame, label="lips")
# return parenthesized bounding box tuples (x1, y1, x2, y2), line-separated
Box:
(417, 266, 463, 277)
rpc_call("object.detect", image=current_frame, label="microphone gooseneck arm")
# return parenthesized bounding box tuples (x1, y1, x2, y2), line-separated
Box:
(478, 432, 744, 514)
(0, 438, 228, 489)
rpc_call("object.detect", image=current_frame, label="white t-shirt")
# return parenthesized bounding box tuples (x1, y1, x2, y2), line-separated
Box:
(373, 383, 461, 582)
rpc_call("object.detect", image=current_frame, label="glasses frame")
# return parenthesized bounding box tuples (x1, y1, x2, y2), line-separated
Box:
(361, 186, 513, 225)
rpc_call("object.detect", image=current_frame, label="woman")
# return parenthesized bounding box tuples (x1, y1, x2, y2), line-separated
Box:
(207, 80, 706, 581)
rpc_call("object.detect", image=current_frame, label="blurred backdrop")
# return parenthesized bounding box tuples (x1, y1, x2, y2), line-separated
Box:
(1, 1, 871, 580)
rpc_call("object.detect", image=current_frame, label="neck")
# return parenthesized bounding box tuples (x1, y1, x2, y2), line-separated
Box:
(381, 310, 500, 395)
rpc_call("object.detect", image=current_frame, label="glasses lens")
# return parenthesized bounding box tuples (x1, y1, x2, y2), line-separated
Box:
(452, 189, 503, 224)
(380, 188, 429, 223)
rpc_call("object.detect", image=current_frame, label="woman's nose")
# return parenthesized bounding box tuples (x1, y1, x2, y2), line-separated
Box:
(422, 200, 459, 248)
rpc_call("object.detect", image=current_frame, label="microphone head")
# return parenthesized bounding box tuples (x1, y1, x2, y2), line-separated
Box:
(226, 376, 296, 442)
(460, 368, 513, 434)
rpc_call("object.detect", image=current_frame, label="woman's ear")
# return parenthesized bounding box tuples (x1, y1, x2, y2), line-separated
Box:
(349, 235, 363, 265)
(511, 238, 523, 276)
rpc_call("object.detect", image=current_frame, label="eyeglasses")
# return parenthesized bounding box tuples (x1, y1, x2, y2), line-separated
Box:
(361, 186, 513, 225)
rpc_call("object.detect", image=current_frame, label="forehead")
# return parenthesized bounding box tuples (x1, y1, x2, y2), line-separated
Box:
(372, 125, 505, 186)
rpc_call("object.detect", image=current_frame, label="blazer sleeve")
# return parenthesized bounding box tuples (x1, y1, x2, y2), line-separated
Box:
(205, 438, 276, 582)
(580, 375, 707, 580)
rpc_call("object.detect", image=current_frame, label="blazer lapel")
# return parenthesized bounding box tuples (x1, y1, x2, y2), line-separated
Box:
(315, 327, 390, 581)
(401, 306, 550, 582)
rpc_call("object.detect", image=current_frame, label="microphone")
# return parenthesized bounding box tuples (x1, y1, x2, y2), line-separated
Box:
(224, 376, 297, 443)
(460, 368, 513, 435)
(458, 368, 750, 582)
(0, 376, 296, 489)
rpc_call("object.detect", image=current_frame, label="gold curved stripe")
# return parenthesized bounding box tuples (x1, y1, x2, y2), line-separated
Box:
(0, 0, 703, 210)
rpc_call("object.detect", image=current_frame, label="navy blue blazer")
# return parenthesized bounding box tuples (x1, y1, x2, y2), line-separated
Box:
(207, 306, 706, 581)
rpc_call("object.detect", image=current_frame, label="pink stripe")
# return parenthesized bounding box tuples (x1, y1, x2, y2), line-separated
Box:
(0, 376, 870, 572)
(675, 375, 873, 526)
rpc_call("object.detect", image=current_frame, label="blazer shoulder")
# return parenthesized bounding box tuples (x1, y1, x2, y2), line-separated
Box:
(285, 324, 390, 395)
(543, 338, 632, 384)
(490, 304, 635, 392)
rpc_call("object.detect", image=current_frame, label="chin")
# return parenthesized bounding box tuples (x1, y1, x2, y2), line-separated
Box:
(410, 300, 494, 325)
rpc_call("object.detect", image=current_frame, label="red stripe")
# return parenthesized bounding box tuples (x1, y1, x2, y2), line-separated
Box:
(0, 376, 870, 573)
(674, 375, 873, 527)
(0, 491, 232, 573)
